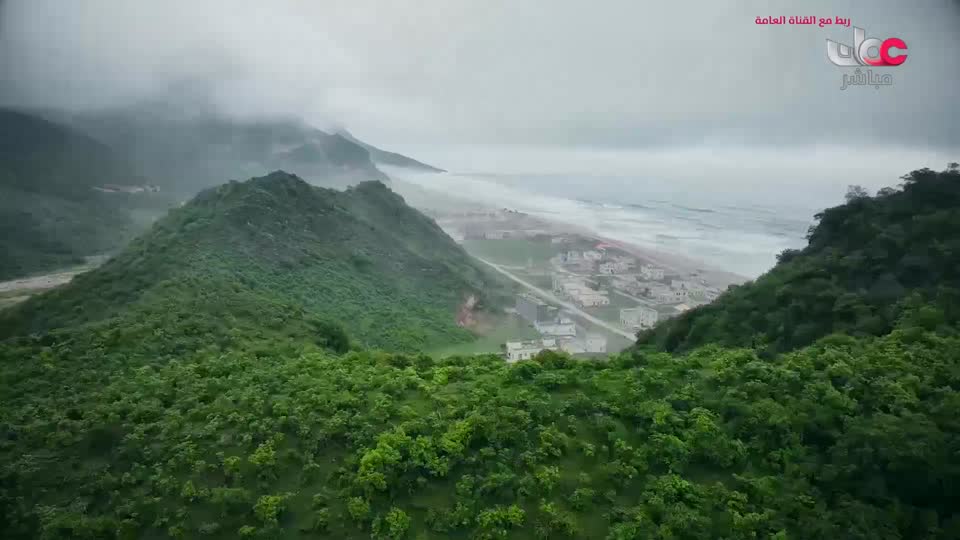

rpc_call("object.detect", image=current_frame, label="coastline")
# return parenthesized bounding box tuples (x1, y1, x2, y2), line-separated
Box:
(391, 176, 751, 289)
(550, 221, 750, 289)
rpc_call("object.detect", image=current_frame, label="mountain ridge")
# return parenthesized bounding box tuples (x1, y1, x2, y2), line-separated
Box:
(336, 128, 445, 172)
(0, 171, 507, 352)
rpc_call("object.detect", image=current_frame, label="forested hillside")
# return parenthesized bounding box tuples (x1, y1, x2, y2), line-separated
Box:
(2, 301, 957, 539)
(0, 110, 160, 279)
(1, 167, 958, 539)
(0, 171, 505, 352)
(637, 164, 960, 355)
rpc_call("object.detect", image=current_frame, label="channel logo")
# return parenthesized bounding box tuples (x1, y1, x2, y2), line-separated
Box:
(827, 26, 907, 67)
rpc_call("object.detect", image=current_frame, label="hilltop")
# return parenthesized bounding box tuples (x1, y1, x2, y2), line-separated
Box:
(637, 164, 960, 355)
(0, 171, 505, 351)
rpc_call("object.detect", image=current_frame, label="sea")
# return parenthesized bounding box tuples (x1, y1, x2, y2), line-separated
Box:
(381, 142, 952, 278)
(389, 169, 813, 279)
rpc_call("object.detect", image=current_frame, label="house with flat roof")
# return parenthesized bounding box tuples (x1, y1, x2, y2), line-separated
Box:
(640, 264, 665, 280)
(599, 261, 630, 274)
(535, 317, 577, 337)
(573, 291, 610, 307)
(620, 306, 658, 330)
(504, 338, 559, 362)
(515, 293, 556, 324)
(585, 334, 607, 353)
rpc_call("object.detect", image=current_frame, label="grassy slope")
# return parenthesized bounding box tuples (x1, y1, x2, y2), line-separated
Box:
(461, 238, 559, 268)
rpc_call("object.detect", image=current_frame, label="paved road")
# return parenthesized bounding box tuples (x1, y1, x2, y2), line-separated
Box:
(478, 258, 637, 341)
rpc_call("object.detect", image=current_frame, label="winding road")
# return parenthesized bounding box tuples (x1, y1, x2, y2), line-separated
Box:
(477, 258, 637, 341)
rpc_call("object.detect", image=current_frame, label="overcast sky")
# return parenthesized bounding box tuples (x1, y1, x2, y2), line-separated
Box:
(2, 0, 958, 150)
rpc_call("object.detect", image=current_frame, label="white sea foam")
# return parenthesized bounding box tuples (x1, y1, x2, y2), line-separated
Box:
(389, 168, 809, 277)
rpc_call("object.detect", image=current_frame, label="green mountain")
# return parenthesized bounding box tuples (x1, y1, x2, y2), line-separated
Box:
(637, 164, 960, 356)
(0, 171, 504, 352)
(1, 166, 958, 540)
(0, 109, 166, 280)
(336, 129, 445, 172)
(0, 107, 441, 282)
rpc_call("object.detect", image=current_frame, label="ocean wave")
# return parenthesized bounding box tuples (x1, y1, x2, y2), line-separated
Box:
(671, 204, 716, 213)
(390, 169, 807, 277)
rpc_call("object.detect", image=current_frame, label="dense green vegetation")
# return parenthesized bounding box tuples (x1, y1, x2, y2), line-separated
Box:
(0, 172, 507, 352)
(0, 109, 167, 279)
(1, 166, 958, 539)
(638, 164, 960, 356)
(2, 306, 957, 539)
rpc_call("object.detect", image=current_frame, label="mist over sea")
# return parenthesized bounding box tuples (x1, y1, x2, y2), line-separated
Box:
(391, 169, 812, 278)
(383, 143, 957, 278)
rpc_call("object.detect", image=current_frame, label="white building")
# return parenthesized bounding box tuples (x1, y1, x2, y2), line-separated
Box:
(585, 334, 607, 353)
(640, 264, 665, 280)
(599, 261, 631, 275)
(671, 280, 708, 301)
(565, 250, 582, 262)
(583, 250, 603, 262)
(534, 317, 577, 337)
(504, 338, 559, 362)
(554, 275, 583, 293)
(620, 306, 659, 330)
(573, 291, 610, 307)
(562, 281, 589, 297)
(558, 334, 606, 354)
(646, 284, 685, 304)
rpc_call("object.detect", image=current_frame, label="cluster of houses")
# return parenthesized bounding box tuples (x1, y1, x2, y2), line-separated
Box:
(552, 275, 610, 307)
(436, 224, 730, 357)
(552, 254, 724, 333)
(609, 272, 720, 306)
(505, 293, 607, 361)
(557, 249, 637, 275)
(613, 275, 724, 332)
